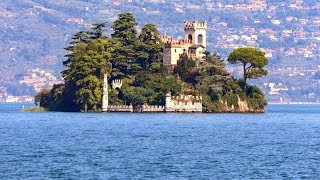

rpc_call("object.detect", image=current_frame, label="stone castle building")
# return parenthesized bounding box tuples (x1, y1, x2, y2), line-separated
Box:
(102, 74, 203, 113)
(112, 79, 123, 90)
(165, 93, 202, 113)
(161, 20, 208, 66)
(101, 20, 206, 113)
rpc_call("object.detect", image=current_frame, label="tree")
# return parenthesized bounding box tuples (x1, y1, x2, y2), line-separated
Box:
(227, 47, 268, 85)
(111, 13, 138, 46)
(61, 40, 89, 111)
(122, 86, 151, 106)
(175, 53, 196, 81)
(71, 39, 112, 111)
(35, 88, 52, 109)
(195, 53, 240, 97)
(76, 75, 101, 112)
(89, 22, 107, 39)
(34, 84, 65, 111)
(40, 27, 113, 112)
(246, 85, 268, 110)
(62, 30, 89, 79)
(111, 13, 140, 78)
(136, 23, 164, 71)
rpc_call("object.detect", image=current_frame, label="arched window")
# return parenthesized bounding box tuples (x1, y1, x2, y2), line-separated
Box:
(188, 34, 193, 42)
(198, 34, 203, 44)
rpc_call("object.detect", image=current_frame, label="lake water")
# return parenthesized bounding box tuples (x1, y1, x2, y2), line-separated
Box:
(0, 103, 320, 179)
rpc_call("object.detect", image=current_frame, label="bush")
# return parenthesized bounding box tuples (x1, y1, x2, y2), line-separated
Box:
(224, 92, 239, 109)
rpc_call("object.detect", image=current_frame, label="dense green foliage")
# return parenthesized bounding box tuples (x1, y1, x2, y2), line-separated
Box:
(173, 51, 267, 112)
(35, 13, 172, 111)
(246, 85, 268, 110)
(22, 107, 47, 112)
(35, 13, 268, 112)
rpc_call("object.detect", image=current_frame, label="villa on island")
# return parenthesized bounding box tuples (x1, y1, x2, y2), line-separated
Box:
(161, 20, 207, 66)
(102, 20, 207, 113)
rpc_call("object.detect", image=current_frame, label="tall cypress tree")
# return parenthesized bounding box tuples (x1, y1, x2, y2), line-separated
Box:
(58, 23, 112, 111)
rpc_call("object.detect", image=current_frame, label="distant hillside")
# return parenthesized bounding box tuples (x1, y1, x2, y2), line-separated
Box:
(1, 0, 320, 102)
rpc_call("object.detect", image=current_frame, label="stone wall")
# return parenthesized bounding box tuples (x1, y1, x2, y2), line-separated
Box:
(108, 105, 133, 112)
(165, 94, 202, 112)
(134, 104, 165, 113)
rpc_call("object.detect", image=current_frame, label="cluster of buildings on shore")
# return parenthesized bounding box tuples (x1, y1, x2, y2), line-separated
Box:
(0, 69, 62, 103)
(19, 68, 63, 92)
(155, 0, 319, 61)
(28, 0, 318, 61)
(212, 24, 319, 59)
(0, 94, 34, 103)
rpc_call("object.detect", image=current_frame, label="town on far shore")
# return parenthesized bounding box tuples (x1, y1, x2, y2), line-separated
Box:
(1, 1, 320, 104)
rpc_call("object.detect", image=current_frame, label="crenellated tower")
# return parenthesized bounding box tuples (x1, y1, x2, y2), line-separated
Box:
(184, 20, 207, 48)
(161, 20, 208, 66)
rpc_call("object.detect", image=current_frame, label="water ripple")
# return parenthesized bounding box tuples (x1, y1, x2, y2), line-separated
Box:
(0, 104, 320, 178)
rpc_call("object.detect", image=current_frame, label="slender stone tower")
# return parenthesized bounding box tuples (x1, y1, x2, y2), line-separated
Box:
(102, 74, 108, 112)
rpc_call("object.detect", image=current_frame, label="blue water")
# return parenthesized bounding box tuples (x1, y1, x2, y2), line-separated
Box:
(0, 103, 320, 179)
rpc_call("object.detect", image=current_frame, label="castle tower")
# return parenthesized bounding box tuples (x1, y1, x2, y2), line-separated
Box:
(164, 92, 173, 112)
(102, 74, 108, 112)
(184, 20, 207, 48)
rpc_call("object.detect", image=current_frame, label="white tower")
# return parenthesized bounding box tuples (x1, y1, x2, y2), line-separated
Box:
(102, 74, 108, 112)
(184, 20, 208, 48)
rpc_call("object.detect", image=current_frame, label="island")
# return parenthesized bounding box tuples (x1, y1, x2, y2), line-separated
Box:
(35, 13, 268, 113)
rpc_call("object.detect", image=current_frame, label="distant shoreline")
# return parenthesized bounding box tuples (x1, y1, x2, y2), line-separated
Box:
(2, 101, 320, 105)
(268, 102, 320, 105)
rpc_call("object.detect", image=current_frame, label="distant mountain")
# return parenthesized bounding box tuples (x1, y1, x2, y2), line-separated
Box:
(1, 0, 319, 102)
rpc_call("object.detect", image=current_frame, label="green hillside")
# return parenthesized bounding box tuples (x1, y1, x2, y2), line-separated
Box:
(1, 0, 319, 102)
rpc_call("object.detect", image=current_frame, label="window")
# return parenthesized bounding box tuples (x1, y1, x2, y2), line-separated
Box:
(188, 34, 193, 41)
(198, 34, 203, 44)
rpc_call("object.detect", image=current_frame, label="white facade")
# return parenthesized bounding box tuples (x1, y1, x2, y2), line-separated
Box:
(165, 93, 202, 112)
(184, 20, 208, 48)
(162, 20, 208, 66)
(102, 74, 108, 112)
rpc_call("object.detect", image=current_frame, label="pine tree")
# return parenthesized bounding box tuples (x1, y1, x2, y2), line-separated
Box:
(137, 23, 164, 72)
(89, 22, 107, 39)
(111, 13, 140, 78)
